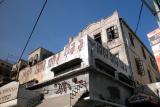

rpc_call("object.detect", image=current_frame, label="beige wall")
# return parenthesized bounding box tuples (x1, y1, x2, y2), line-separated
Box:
(121, 20, 159, 85)
(75, 11, 130, 69)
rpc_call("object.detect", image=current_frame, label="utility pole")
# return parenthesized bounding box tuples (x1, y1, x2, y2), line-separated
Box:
(141, 0, 160, 27)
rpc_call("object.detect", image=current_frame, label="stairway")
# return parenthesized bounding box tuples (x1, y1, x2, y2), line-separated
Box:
(70, 83, 87, 107)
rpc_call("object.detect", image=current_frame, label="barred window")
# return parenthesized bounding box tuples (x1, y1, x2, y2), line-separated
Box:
(129, 33, 135, 47)
(107, 25, 119, 41)
(135, 58, 145, 75)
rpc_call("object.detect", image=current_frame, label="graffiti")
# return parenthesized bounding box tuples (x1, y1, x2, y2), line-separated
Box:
(64, 39, 84, 57)
(54, 81, 71, 94)
(54, 79, 87, 94)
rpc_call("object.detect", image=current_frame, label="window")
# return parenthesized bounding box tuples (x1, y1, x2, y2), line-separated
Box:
(94, 33, 102, 44)
(106, 25, 119, 41)
(135, 58, 144, 75)
(150, 57, 158, 70)
(141, 47, 146, 59)
(34, 54, 38, 64)
(147, 70, 153, 83)
(28, 57, 33, 66)
(129, 33, 134, 47)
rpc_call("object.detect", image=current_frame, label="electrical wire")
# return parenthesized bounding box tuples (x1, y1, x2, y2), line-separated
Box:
(16, 0, 47, 81)
(135, 2, 144, 33)
(18, 0, 47, 62)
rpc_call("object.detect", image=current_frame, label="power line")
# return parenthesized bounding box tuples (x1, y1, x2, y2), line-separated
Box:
(18, 0, 47, 62)
(16, 0, 47, 81)
(135, 2, 144, 33)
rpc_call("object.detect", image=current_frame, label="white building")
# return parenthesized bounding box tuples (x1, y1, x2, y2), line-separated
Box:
(1, 11, 160, 107)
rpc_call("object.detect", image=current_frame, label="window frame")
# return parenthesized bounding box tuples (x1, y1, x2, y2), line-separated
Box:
(106, 25, 119, 41)
(94, 33, 102, 44)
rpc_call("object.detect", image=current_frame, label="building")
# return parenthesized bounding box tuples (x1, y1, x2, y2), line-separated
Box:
(1, 11, 160, 107)
(0, 59, 12, 86)
(28, 47, 53, 66)
(147, 28, 160, 73)
(11, 59, 28, 81)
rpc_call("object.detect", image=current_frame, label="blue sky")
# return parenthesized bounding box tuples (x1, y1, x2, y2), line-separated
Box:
(0, 0, 158, 62)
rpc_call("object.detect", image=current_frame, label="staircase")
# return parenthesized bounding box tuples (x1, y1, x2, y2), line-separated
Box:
(70, 82, 87, 107)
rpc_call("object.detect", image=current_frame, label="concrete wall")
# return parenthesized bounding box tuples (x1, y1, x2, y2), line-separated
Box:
(77, 11, 129, 67)
(89, 70, 133, 106)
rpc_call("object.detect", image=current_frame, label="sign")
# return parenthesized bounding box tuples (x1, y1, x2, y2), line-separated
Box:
(18, 36, 89, 85)
(46, 36, 88, 70)
(0, 82, 19, 104)
(147, 28, 160, 72)
(147, 28, 160, 46)
(18, 61, 46, 84)
(87, 36, 130, 77)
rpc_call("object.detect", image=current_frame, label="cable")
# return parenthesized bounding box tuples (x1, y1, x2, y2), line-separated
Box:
(18, 0, 47, 62)
(16, 0, 47, 81)
(135, 2, 144, 33)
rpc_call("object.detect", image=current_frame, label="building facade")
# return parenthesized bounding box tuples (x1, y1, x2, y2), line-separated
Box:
(0, 59, 12, 86)
(2, 11, 160, 107)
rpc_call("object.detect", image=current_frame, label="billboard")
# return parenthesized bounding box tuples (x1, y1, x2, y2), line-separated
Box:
(147, 28, 160, 72)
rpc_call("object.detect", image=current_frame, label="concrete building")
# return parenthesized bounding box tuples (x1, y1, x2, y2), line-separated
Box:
(11, 59, 28, 81)
(1, 11, 160, 107)
(0, 59, 12, 86)
(19, 11, 160, 107)
(28, 47, 53, 66)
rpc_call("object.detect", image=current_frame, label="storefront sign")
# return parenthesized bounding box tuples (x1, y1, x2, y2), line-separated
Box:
(0, 82, 19, 104)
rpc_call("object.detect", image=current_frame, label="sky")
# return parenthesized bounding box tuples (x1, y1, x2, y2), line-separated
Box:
(0, 0, 158, 63)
